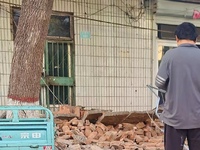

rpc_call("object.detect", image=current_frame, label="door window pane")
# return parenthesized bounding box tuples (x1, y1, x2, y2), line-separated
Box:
(158, 46, 176, 66)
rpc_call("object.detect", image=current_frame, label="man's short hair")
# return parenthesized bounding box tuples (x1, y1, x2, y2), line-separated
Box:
(174, 22, 198, 42)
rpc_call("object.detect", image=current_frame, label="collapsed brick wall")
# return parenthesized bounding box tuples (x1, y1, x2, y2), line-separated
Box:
(54, 105, 164, 150)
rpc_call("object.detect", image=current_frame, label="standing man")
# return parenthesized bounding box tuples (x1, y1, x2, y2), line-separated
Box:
(155, 22, 200, 150)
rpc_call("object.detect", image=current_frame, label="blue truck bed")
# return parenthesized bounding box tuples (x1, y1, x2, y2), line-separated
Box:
(0, 106, 55, 150)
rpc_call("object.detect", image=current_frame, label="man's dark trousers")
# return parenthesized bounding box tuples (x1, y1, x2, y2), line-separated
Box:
(164, 124, 200, 150)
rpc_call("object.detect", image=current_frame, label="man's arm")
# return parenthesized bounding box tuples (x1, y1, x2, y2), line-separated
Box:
(155, 54, 169, 89)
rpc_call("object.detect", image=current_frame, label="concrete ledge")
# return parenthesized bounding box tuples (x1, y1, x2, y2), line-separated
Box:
(97, 111, 130, 126)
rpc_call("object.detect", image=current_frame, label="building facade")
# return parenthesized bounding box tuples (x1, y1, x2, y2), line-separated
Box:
(0, 0, 200, 111)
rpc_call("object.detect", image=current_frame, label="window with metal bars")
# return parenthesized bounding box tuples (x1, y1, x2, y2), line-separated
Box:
(44, 42, 74, 106)
(42, 25, 75, 108)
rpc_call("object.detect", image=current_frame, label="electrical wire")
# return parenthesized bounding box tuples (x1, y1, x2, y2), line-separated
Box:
(0, 0, 190, 21)
(146, 110, 164, 132)
(62, 0, 150, 10)
(65, 0, 198, 23)
(72, 0, 146, 23)
(62, 0, 200, 8)
(0, 0, 195, 33)
(75, 5, 110, 21)
(0, 3, 173, 34)
(0, 0, 20, 6)
(1, 0, 200, 11)
(73, 15, 173, 33)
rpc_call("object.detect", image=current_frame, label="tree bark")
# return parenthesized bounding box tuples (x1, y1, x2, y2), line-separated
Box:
(7, 0, 54, 118)
(8, 0, 54, 103)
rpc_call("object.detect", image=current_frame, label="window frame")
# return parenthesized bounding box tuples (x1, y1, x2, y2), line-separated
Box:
(47, 11, 74, 41)
(157, 24, 200, 41)
(11, 7, 74, 41)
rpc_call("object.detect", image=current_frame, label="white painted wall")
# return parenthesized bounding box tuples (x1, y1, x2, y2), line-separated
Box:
(0, 0, 153, 111)
(0, 3, 14, 105)
(55, 0, 153, 111)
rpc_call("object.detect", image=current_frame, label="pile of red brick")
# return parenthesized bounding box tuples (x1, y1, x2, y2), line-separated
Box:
(54, 105, 164, 150)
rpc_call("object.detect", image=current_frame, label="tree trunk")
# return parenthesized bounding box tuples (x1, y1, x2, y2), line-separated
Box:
(7, 0, 54, 117)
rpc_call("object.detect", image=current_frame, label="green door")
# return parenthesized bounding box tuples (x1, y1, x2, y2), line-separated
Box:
(40, 41, 75, 109)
